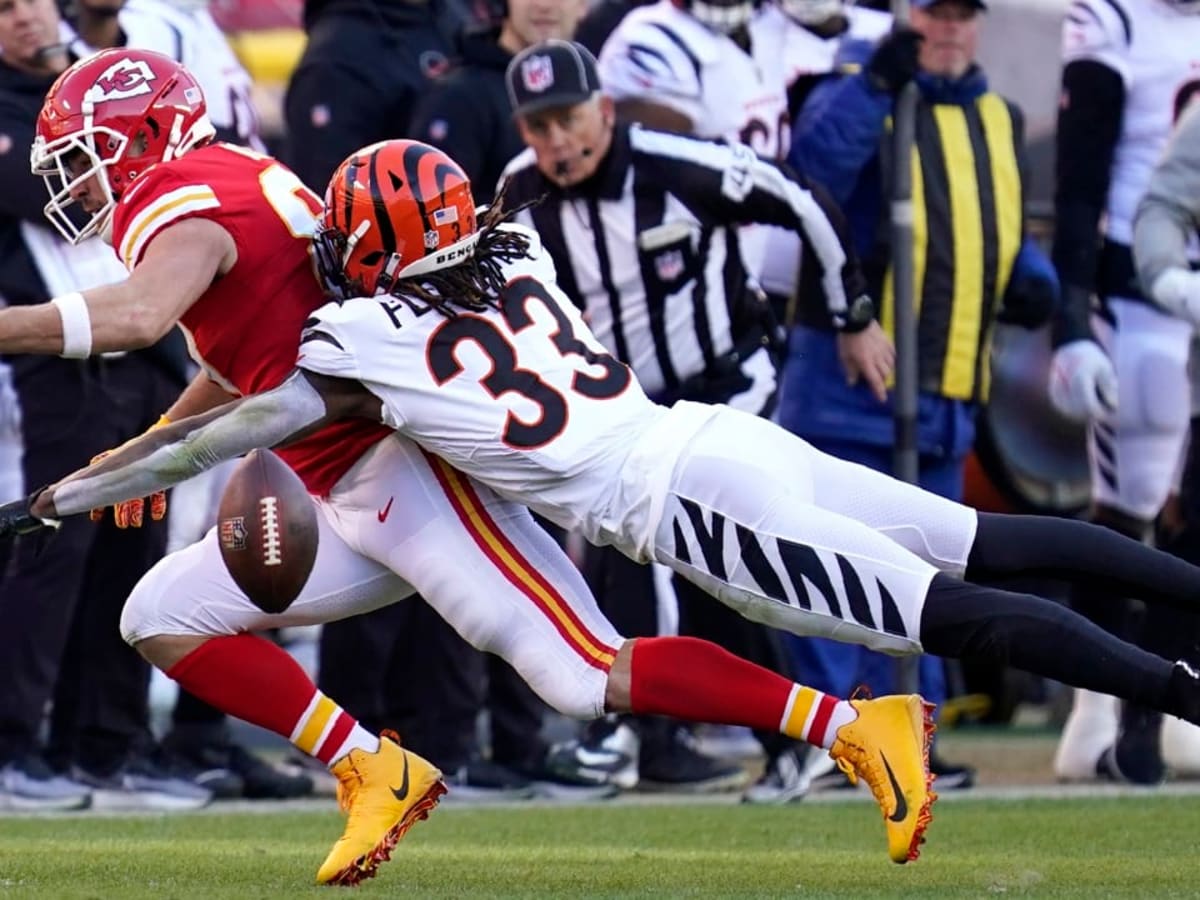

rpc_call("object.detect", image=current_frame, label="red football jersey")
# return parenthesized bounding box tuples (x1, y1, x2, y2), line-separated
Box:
(110, 143, 390, 495)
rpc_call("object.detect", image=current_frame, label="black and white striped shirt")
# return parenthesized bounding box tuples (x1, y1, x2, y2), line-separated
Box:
(499, 124, 864, 399)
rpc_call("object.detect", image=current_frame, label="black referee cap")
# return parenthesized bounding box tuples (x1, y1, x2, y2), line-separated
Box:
(505, 40, 602, 118)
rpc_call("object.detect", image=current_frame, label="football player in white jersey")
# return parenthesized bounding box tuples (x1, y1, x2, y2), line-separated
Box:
(23, 139, 1200, 834)
(1047, 0, 1200, 784)
(597, 0, 790, 152)
(766, 0, 891, 318)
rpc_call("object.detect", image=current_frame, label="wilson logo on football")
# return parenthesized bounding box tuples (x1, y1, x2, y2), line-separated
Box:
(219, 516, 248, 552)
(87, 58, 158, 103)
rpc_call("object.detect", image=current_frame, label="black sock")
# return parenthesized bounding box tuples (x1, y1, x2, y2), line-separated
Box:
(965, 513, 1200, 615)
(919, 573, 1176, 711)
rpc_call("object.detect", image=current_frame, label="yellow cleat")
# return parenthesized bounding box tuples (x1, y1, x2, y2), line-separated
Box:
(316, 735, 447, 886)
(829, 693, 937, 864)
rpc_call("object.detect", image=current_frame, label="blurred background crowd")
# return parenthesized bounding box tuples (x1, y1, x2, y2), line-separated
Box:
(1, 0, 1199, 813)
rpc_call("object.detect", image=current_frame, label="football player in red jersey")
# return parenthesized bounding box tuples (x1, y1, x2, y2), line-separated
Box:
(0, 49, 946, 874)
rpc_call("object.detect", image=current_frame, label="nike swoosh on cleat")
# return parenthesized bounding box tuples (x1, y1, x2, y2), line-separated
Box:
(571, 747, 625, 768)
(880, 752, 908, 822)
(390, 754, 410, 801)
(378, 497, 394, 523)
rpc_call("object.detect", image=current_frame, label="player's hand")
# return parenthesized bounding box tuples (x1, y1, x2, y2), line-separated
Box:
(0, 493, 59, 541)
(88, 415, 170, 528)
(837, 321, 895, 404)
(1150, 268, 1200, 329)
(1048, 339, 1117, 423)
(866, 28, 923, 95)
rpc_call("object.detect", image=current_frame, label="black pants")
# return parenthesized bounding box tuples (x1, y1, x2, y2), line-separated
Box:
(0, 353, 179, 772)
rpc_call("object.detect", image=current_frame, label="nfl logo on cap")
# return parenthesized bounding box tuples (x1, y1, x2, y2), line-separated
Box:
(521, 55, 554, 93)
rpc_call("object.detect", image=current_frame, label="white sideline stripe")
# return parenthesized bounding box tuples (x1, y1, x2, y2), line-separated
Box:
(8, 780, 1200, 818)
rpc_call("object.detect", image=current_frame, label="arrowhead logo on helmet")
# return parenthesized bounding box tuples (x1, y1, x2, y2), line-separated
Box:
(89, 58, 158, 103)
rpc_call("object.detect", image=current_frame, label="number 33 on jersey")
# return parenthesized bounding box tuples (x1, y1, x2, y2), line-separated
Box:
(297, 225, 652, 504)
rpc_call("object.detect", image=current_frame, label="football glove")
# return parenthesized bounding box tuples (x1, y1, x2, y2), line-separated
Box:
(866, 28, 923, 95)
(1048, 339, 1118, 423)
(89, 414, 171, 528)
(0, 493, 59, 541)
(1150, 268, 1200, 330)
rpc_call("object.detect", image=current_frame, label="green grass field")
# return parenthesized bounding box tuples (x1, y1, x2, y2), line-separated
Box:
(0, 794, 1195, 898)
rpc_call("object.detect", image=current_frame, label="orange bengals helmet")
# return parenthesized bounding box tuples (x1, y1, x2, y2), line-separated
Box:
(31, 48, 215, 244)
(314, 139, 479, 299)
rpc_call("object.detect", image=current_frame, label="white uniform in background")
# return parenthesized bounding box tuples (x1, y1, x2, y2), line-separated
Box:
(1055, 0, 1200, 781)
(1064, 0, 1200, 521)
(761, 4, 891, 299)
(781, 5, 890, 90)
(599, 0, 801, 302)
(598, 0, 792, 157)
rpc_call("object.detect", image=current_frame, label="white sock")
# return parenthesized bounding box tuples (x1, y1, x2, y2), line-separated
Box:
(327, 725, 380, 769)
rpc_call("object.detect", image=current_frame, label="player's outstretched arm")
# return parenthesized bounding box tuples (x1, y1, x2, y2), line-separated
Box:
(0, 218, 235, 357)
(24, 371, 376, 522)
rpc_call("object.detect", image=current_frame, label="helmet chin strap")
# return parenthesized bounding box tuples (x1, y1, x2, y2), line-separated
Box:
(165, 112, 184, 160)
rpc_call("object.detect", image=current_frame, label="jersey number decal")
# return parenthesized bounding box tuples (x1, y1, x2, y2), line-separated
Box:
(427, 276, 631, 449)
(738, 111, 790, 162)
(224, 144, 322, 237)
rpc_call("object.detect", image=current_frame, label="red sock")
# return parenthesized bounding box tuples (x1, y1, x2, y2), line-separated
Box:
(628, 636, 855, 748)
(167, 633, 376, 764)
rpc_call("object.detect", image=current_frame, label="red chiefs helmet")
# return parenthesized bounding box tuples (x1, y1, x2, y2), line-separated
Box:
(313, 139, 479, 299)
(31, 48, 215, 244)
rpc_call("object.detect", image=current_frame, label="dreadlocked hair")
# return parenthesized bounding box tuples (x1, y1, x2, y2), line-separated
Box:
(390, 179, 543, 317)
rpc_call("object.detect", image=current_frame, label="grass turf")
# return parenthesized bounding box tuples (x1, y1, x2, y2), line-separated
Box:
(0, 795, 1193, 898)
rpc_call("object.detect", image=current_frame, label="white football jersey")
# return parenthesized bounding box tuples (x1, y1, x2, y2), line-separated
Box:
(68, 0, 263, 151)
(598, 0, 792, 159)
(297, 226, 711, 549)
(1062, 0, 1200, 244)
(781, 6, 891, 86)
(762, 5, 892, 295)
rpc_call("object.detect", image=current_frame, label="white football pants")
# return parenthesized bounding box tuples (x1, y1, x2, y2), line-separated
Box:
(639, 404, 979, 655)
(1091, 298, 1192, 521)
(121, 434, 622, 720)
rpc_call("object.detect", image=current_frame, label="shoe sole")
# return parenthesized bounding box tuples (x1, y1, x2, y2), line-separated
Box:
(88, 789, 212, 812)
(897, 700, 938, 865)
(322, 779, 448, 887)
(0, 792, 92, 812)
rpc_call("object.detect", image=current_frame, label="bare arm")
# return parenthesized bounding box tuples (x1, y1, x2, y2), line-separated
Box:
(0, 218, 237, 355)
(32, 371, 381, 519)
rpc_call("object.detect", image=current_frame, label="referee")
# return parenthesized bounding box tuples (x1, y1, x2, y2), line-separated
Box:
(500, 39, 876, 799)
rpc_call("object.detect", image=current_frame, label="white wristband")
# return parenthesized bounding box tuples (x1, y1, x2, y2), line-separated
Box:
(50, 292, 92, 358)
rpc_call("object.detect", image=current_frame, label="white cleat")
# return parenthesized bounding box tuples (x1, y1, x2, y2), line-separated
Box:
(1161, 715, 1200, 777)
(1053, 689, 1119, 781)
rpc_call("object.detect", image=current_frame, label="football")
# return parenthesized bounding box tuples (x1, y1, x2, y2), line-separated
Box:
(216, 449, 318, 614)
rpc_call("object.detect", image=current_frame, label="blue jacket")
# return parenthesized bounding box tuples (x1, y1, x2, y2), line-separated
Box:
(789, 40, 1057, 301)
(779, 42, 1056, 457)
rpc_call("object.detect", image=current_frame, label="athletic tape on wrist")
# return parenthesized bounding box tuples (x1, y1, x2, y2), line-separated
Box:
(50, 292, 92, 358)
